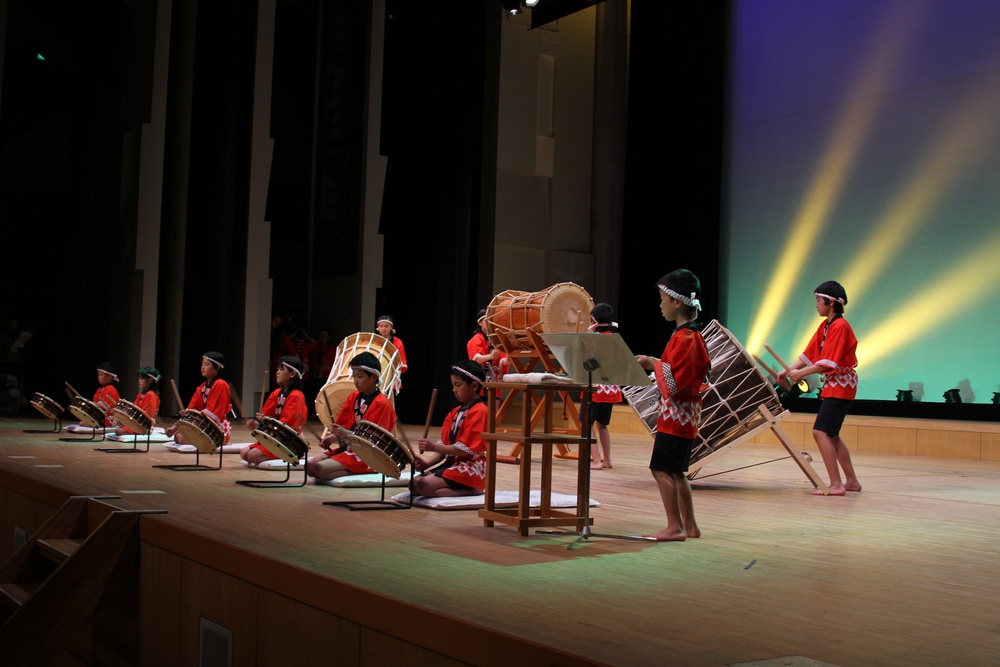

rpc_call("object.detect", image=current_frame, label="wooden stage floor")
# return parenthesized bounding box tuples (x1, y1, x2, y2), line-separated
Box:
(2, 412, 1000, 666)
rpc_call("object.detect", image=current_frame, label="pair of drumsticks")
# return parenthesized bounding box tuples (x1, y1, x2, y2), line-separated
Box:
(754, 344, 810, 394)
(396, 388, 437, 457)
(65, 382, 115, 413)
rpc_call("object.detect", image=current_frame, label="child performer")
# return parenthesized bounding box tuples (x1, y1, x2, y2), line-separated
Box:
(376, 315, 408, 374)
(635, 270, 711, 541)
(114, 367, 161, 435)
(240, 356, 309, 465)
(165, 351, 233, 445)
(413, 359, 488, 497)
(93, 362, 121, 427)
(587, 303, 621, 470)
(305, 352, 396, 482)
(777, 280, 862, 496)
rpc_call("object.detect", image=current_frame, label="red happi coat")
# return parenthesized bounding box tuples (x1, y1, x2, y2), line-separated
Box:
(799, 316, 858, 400)
(652, 324, 710, 439)
(330, 390, 397, 473)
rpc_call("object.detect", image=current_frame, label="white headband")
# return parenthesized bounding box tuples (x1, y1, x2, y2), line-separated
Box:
(659, 285, 702, 312)
(588, 320, 619, 331)
(282, 361, 303, 379)
(452, 365, 483, 383)
(815, 292, 845, 305)
(97, 368, 118, 381)
(203, 356, 224, 369)
(352, 364, 381, 377)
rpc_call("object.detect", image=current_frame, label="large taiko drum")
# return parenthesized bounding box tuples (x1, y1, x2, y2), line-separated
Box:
(69, 397, 108, 429)
(484, 282, 595, 351)
(175, 409, 225, 454)
(345, 420, 414, 479)
(251, 416, 309, 464)
(623, 320, 783, 474)
(30, 393, 64, 421)
(315, 333, 403, 426)
(111, 400, 153, 435)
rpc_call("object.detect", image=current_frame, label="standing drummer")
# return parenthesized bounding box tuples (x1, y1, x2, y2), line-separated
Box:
(635, 269, 711, 542)
(777, 280, 861, 497)
(240, 356, 308, 466)
(165, 351, 233, 445)
(305, 352, 397, 483)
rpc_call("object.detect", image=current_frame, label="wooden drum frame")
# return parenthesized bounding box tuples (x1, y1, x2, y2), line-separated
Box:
(315, 332, 403, 426)
(483, 282, 595, 351)
(623, 320, 784, 470)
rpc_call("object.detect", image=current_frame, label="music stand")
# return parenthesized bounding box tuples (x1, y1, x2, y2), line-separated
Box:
(538, 332, 653, 549)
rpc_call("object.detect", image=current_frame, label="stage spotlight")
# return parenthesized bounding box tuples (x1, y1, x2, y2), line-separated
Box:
(525, 0, 539, 6)
(502, 0, 522, 15)
(943, 388, 962, 404)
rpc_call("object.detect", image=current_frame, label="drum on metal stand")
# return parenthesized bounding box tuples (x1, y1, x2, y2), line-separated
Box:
(236, 416, 311, 487)
(25, 393, 65, 434)
(174, 409, 225, 454)
(346, 420, 415, 479)
(111, 400, 153, 435)
(69, 397, 108, 429)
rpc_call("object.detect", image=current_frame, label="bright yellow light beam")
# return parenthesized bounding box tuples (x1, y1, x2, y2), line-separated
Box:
(860, 226, 1000, 366)
(844, 78, 1000, 304)
(746, 8, 920, 354)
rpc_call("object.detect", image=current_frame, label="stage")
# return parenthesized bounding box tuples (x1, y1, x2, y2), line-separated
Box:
(2, 411, 1000, 666)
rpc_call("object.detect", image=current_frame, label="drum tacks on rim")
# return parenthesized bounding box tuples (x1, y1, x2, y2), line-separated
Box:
(175, 409, 225, 454)
(346, 420, 414, 479)
(251, 416, 309, 464)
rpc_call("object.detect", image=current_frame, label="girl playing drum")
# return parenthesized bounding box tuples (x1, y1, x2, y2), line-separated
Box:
(413, 359, 488, 498)
(240, 356, 309, 465)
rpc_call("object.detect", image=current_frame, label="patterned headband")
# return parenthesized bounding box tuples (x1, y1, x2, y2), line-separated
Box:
(815, 292, 845, 305)
(659, 285, 702, 312)
(282, 361, 303, 379)
(452, 365, 483, 383)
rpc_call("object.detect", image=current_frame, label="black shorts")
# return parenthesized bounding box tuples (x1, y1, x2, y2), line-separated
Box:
(813, 397, 852, 437)
(589, 402, 613, 426)
(649, 432, 695, 474)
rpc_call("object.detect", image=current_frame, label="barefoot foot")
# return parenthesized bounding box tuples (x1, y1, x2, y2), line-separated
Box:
(644, 528, 686, 542)
(812, 485, 846, 496)
(845, 482, 862, 492)
(602, 462, 613, 469)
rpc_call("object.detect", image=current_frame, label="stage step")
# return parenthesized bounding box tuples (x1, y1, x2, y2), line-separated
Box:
(0, 496, 166, 667)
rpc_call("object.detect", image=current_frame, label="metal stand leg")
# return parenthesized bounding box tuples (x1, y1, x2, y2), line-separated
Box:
(323, 463, 414, 510)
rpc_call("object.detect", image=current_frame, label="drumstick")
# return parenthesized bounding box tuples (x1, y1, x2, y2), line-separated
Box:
(170, 379, 185, 414)
(422, 388, 438, 438)
(65, 382, 82, 398)
(259, 370, 268, 414)
(752, 354, 780, 383)
(230, 388, 245, 420)
(763, 343, 808, 393)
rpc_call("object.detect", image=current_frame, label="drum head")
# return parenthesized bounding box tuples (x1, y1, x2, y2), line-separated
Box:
(254, 416, 308, 464)
(69, 399, 104, 429)
(112, 401, 151, 434)
(31, 395, 62, 421)
(315, 380, 356, 426)
(176, 412, 223, 454)
(253, 430, 305, 464)
(539, 282, 594, 334)
(346, 434, 404, 478)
